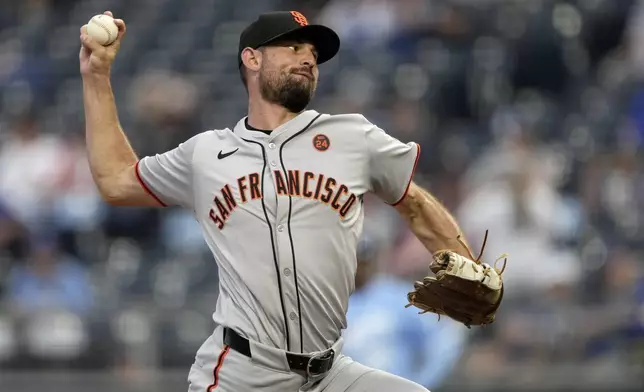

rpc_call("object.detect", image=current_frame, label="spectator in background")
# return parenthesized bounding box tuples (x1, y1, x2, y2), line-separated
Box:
(0, 115, 63, 230)
(342, 231, 467, 390)
(49, 130, 105, 258)
(0, 199, 24, 252)
(316, 0, 399, 50)
(457, 116, 582, 298)
(591, 247, 644, 360)
(6, 233, 93, 316)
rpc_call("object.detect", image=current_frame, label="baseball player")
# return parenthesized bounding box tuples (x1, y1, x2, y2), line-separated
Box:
(79, 9, 505, 392)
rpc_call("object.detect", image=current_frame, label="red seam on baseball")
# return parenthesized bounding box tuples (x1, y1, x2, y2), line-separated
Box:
(92, 16, 115, 44)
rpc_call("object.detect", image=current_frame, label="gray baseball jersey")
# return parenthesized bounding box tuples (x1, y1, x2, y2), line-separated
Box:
(136, 110, 420, 354)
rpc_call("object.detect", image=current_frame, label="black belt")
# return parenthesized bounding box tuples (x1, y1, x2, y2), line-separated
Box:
(223, 327, 335, 376)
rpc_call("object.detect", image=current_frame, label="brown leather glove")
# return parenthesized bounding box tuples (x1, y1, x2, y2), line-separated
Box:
(405, 231, 507, 328)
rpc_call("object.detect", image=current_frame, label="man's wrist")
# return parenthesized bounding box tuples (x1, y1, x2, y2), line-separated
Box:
(82, 73, 111, 86)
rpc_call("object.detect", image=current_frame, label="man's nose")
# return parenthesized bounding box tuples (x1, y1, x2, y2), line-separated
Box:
(301, 57, 315, 68)
(300, 50, 317, 67)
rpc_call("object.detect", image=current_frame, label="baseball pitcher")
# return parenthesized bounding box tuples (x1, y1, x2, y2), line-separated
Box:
(79, 10, 506, 392)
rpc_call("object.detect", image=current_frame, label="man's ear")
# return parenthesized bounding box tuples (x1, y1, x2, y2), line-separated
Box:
(241, 47, 261, 72)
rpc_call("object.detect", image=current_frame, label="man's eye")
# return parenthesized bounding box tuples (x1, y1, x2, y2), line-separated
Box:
(289, 45, 297, 51)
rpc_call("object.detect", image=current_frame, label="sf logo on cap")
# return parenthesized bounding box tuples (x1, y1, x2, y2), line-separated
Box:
(290, 11, 308, 26)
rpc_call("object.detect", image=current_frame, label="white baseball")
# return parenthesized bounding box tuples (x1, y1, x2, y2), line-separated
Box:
(86, 14, 118, 46)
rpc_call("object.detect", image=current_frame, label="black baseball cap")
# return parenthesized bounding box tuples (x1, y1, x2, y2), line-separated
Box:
(238, 11, 340, 67)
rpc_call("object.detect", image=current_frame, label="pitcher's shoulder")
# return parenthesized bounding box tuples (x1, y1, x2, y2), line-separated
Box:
(314, 113, 380, 139)
(316, 112, 375, 129)
(182, 128, 234, 155)
(206, 127, 234, 136)
(192, 128, 235, 141)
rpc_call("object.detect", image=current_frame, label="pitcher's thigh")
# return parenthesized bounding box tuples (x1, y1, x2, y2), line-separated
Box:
(187, 362, 213, 392)
(323, 360, 429, 392)
(187, 346, 304, 392)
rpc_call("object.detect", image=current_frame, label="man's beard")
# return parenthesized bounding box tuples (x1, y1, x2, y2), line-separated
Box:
(259, 69, 315, 113)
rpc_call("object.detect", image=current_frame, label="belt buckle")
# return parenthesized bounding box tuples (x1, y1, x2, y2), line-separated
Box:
(306, 349, 335, 381)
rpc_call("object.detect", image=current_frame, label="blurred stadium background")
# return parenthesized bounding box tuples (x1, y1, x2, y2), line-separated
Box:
(1, 0, 644, 391)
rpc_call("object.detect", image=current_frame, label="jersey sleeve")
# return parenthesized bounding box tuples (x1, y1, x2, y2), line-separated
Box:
(365, 121, 420, 205)
(135, 134, 199, 209)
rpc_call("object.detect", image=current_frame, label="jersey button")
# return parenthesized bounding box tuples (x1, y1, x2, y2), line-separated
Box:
(270, 161, 277, 167)
(289, 312, 297, 320)
(268, 143, 276, 149)
(284, 268, 291, 276)
(277, 225, 284, 232)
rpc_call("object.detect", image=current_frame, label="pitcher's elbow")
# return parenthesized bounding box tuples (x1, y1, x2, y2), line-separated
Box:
(95, 180, 126, 206)
(99, 190, 121, 206)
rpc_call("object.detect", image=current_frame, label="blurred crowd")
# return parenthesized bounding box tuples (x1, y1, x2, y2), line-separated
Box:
(1, 0, 644, 390)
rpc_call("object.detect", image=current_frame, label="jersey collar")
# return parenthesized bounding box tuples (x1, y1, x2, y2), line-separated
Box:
(234, 110, 321, 143)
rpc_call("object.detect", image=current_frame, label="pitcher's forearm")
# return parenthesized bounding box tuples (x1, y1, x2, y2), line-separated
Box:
(82, 75, 138, 194)
(395, 183, 474, 258)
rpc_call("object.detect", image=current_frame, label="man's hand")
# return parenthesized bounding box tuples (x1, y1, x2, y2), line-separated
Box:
(79, 11, 126, 77)
(405, 232, 507, 328)
(394, 182, 507, 327)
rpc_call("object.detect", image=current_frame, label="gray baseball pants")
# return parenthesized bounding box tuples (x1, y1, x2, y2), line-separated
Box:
(187, 325, 429, 392)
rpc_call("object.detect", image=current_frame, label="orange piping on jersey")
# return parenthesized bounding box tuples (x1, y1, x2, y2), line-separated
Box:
(134, 160, 167, 207)
(391, 143, 421, 207)
(207, 345, 230, 391)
